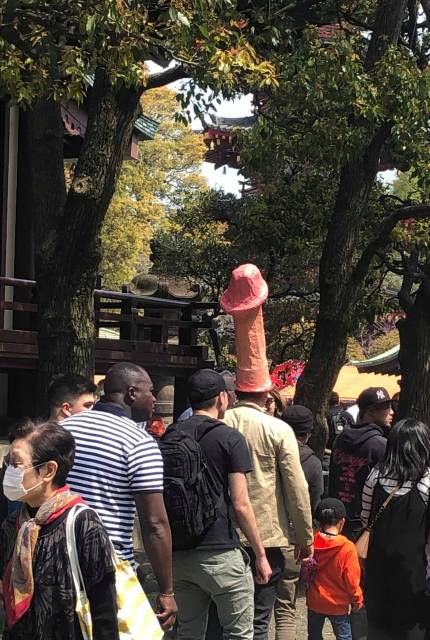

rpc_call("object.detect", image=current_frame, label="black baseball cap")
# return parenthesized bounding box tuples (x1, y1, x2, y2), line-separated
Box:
(357, 387, 391, 414)
(282, 405, 313, 436)
(188, 369, 226, 404)
(316, 498, 346, 521)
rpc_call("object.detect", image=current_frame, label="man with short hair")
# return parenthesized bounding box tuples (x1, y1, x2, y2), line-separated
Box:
(62, 362, 177, 630)
(329, 387, 393, 541)
(177, 369, 236, 422)
(224, 390, 314, 640)
(171, 369, 271, 640)
(48, 374, 97, 421)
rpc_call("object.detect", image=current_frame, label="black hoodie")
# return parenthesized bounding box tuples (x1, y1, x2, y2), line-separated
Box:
(328, 422, 386, 532)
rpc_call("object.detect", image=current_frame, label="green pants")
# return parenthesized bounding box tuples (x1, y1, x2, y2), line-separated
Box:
(173, 547, 255, 640)
(274, 546, 301, 640)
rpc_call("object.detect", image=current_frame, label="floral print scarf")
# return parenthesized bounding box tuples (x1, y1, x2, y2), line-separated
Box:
(3, 486, 83, 627)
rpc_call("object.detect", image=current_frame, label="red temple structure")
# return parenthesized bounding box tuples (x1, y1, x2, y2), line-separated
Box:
(204, 114, 262, 197)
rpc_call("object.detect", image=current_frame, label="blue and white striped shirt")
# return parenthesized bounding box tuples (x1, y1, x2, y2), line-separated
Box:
(63, 404, 163, 563)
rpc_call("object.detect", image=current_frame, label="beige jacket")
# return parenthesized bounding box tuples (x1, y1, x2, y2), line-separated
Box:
(224, 402, 313, 548)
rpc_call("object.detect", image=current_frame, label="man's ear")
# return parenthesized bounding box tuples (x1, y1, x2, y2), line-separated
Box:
(126, 386, 136, 403)
(60, 402, 72, 418)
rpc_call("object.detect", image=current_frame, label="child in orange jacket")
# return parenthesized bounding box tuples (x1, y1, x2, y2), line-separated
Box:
(306, 498, 363, 640)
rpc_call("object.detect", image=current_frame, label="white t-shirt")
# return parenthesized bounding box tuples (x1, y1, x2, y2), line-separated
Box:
(347, 404, 359, 423)
(63, 407, 163, 563)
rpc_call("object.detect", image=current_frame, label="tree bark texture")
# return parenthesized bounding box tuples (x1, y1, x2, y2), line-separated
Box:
(26, 69, 142, 402)
(397, 280, 430, 426)
(294, 0, 408, 456)
(294, 155, 382, 455)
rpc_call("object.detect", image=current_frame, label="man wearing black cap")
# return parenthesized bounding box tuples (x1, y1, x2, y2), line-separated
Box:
(170, 369, 271, 640)
(329, 387, 393, 541)
(283, 405, 324, 515)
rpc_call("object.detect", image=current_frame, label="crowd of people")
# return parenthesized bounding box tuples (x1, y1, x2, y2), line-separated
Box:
(0, 363, 428, 640)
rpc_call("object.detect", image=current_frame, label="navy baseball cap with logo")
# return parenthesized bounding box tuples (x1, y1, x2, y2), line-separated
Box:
(357, 387, 391, 414)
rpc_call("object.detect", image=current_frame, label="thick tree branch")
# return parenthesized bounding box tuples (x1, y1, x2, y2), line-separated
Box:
(365, 0, 408, 70)
(375, 251, 406, 276)
(398, 249, 419, 311)
(352, 204, 430, 284)
(146, 65, 188, 90)
(270, 287, 319, 301)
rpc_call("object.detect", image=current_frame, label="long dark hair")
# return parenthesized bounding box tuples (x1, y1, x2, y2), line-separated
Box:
(378, 418, 430, 484)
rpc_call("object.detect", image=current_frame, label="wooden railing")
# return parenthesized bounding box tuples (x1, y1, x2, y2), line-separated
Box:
(0, 277, 219, 370)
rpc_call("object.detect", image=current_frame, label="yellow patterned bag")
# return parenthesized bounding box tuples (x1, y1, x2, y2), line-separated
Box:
(66, 505, 163, 640)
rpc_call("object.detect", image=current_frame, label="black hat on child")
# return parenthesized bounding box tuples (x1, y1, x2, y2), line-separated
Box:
(282, 405, 314, 436)
(188, 369, 226, 404)
(316, 498, 347, 521)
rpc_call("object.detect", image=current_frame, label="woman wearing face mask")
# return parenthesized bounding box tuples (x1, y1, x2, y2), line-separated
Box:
(0, 420, 119, 640)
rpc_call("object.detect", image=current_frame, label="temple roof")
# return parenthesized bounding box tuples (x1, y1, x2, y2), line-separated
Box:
(208, 115, 257, 131)
(350, 344, 400, 375)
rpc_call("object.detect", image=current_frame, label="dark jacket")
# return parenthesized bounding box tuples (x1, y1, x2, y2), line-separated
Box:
(299, 442, 324, 515)
(328, 423, 386, 533)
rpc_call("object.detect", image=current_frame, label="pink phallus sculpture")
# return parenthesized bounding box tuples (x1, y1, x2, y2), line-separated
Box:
(220, 263, 272, 393)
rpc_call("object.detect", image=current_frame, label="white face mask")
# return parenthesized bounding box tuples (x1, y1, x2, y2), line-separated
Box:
(3, 464, 45, 502)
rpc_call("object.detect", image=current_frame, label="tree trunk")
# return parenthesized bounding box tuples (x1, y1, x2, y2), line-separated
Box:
(294, 157, 379, 456)
(294, 0, 408, 456)
(27, 69, 142, 405)
(397, 280, 430, 425)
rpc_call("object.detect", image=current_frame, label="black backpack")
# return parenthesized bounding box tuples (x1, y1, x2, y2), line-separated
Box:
(159, 418, 222, 550)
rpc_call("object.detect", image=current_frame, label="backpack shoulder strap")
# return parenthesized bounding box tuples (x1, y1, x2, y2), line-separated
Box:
(195, 420, 224, 443)
(169, 415, 223, 443)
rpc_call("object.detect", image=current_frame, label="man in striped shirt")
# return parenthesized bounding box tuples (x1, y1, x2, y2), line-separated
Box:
(63, 362, 177, 630)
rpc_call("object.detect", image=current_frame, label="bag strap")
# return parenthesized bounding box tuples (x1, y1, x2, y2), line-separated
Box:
(66, 503, 93, 599)
(367, 484, 399, 532)
(195, 421, 222, 443)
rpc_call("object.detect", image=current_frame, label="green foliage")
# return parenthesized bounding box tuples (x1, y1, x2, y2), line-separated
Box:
(367, 329, 399, 357)
(243, 30, 430, 179)
(100, 87, 207, 289)
(0, 0, 282, 106)
(151, 190, 241, 298)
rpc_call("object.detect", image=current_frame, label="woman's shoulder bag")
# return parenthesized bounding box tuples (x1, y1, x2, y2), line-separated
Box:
(66, 503, 164, 640)
(355, 484, 399, 566)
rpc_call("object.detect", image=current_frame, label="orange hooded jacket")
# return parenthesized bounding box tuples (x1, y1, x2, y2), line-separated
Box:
(307, 531, 363, 616)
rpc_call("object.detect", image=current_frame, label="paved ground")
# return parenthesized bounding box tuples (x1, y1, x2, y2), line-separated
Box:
(295, 596, 335, 639)
(135, 523, 336, 640)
